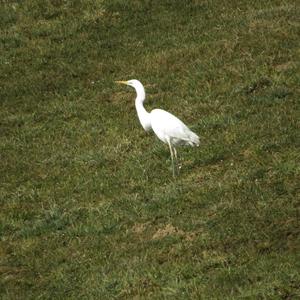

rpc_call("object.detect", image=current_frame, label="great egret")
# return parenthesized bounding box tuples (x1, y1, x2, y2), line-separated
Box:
(116, 79, 200, 177)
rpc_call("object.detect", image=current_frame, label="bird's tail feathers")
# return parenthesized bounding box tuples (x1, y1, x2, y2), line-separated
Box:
(188, 131, 200, 147)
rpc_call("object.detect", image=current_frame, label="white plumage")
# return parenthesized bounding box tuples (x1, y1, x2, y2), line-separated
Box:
(116, 79, 200, 176)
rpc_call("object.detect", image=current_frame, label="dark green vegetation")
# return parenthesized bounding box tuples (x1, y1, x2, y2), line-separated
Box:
(1, 0, 299, 298)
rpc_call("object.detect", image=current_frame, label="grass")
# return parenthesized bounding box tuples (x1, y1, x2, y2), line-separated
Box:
(1, 0, 299, 298)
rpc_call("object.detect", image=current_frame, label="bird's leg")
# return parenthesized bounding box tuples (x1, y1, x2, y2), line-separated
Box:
(173, 147, 177, 161)
(173, 147, 182, 173)
(173, 147, 179, 174)
(167, 140, 176, 178)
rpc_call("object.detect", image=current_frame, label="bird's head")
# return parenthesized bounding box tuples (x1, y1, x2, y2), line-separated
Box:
(115, 79, 143, 90)
(115, 79, 146, 102)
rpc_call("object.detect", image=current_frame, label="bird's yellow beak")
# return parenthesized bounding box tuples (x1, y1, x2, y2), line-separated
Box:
(115, 80, 128, 85)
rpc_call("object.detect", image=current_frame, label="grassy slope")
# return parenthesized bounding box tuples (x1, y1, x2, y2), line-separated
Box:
(1, 0, 299, 298)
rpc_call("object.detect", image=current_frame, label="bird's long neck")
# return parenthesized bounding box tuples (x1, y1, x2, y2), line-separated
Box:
(134, 85, 152, 132)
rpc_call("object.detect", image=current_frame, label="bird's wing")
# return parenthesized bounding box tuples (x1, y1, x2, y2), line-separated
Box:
(150, 109, 200, 146)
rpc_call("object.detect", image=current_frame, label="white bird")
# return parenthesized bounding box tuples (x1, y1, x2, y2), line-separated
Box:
(116, 79, 200, 177)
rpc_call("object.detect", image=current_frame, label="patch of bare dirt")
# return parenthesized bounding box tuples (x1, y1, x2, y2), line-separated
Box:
(152, 224, 185, 240)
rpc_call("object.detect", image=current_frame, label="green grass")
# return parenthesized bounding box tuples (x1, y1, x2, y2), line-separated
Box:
(1, 0, 299, 298)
